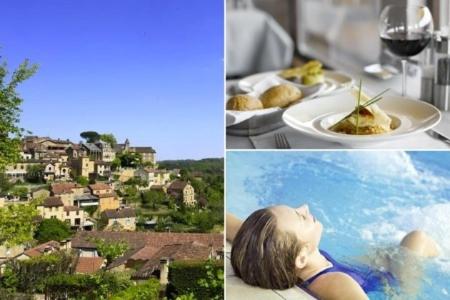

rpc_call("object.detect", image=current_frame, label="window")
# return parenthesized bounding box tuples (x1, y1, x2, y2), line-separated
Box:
(66, 211, 69, 216)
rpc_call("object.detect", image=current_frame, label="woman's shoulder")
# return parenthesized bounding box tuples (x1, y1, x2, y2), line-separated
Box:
(308, 271, 368, 300)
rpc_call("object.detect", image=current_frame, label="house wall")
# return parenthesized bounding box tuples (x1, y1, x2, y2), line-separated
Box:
(106, 217, 136, 231)
(183, 185, 196, 206)
(65, 210, 85, 227)
(99, 196, 120, 211)
(38, 206, 65, 220)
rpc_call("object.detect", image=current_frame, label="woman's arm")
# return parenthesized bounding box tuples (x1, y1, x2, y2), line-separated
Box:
(226, 212, 243, 243)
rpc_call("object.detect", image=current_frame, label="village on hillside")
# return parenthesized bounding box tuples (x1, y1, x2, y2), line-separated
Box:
(0, 133, 224, 299)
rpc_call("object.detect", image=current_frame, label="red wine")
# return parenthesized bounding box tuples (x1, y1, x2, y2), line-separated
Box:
(380, 32, 431, 57)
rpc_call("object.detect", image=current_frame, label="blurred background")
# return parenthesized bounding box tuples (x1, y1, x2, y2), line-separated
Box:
(226, 0, 450, 77)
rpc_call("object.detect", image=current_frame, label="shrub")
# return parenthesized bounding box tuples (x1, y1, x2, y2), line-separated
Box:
(109, 279, 160, 300)
(34, 218, 72, 243)
(168, 260, 224, 300)
(45, 272, 131, 300)
(1, 251, 74, 294)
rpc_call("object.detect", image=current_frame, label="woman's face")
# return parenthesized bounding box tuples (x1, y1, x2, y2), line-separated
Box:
(269, 204, 323, 250)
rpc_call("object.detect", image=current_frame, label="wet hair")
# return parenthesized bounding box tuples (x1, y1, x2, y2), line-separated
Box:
(230, 208, 302, 290)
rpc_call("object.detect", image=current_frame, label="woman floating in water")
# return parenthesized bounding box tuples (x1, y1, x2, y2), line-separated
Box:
(227, 204, 439, 300)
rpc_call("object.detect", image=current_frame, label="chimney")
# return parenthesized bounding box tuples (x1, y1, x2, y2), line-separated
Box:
(159, 258, 170, 285)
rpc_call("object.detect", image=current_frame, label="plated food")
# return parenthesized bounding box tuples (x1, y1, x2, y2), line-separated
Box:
(279, 60, 325, 86)
(329, 84, 393, 135)
(226, 84, 303, 111)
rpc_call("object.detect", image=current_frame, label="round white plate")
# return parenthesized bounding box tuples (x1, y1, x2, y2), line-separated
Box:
(238, 70, 354, 95)
(282, 90, 441, 146)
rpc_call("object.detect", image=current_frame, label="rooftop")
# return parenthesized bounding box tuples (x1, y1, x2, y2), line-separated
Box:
(75, 257, 104, 274)
(42, 196, 64, 207)
(102, 208, 136, 219)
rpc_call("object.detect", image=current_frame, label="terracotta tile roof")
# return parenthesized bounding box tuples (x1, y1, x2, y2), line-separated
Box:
(168, 180, 188, 192)
(133, 241, 213, 279)
(64, 206, 81, 212)
(42, 196, 64, 207)
(75, 257, 104, 274)
(89, 183, 111, 191)
(51, 183, 81, 195)
(24, 241, 60, 258)
(107, 245, 158, 270)
(102, 208, 136, 219)
(71, 231, 223, 252)
(97, 192, 116, 198)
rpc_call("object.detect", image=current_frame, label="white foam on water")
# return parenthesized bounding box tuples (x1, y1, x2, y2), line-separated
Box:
(361, 202, 450, 273)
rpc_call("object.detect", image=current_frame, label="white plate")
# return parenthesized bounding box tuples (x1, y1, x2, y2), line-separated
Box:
(238, 70, 354, 95)
(282, 90, 441, 146)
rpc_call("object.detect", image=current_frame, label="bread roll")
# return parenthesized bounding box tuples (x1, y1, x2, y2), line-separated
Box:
(226, 94, 263, 111)
(260, 84, 303, 108)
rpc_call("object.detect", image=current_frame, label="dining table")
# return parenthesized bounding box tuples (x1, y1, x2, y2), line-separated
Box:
(226, 64, 450, 150)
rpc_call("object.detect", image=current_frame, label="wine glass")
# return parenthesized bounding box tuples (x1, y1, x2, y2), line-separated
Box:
(379, 5, 433, 96)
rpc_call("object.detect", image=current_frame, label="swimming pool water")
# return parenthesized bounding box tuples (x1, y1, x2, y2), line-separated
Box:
(227, 151, 450, 300)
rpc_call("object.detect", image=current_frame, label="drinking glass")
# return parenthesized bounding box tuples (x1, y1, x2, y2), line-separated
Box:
(379, 5, 433, 96)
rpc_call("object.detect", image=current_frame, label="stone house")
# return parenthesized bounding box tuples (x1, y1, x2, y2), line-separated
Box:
(37, 196, 86, 229)
(88, 183, 120, 211)
(167, 180, 196, 206)
(72, 156, 96, 178)
(43, 162, 71, 181)
(4, 160, 40, 182)
(95, 140, 116, 162)
(101, 208, 136, 231)
(115, 139, 157, 165)
(95, 161, 111, 178)
(51, 183, 85, 206)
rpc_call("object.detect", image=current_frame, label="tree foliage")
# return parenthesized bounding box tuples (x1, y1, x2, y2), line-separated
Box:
(1, 251, 74, 294)
(117, 152, 142, 168)
(34, 218, 72, 243)
(80, 131, 100, 143)
(75, 175, 89, 186)
(0, 59, 38, 172)
(109, 279, 160, 300)
(0, 204, 38, 247)
(94, 239, 129, 265)
(25, 164, 45, 183)
(99, 133, 117, 147)
(44, 271, 131, 299)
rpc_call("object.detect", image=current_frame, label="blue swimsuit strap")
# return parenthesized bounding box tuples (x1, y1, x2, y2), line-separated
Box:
(300, 250, 337, 287)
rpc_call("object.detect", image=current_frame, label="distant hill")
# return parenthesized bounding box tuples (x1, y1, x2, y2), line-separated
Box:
(158, 158, 223, 175)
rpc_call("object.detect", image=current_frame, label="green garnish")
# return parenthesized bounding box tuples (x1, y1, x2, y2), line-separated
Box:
(356, 79, 362, 135)
(353, 81, 389, 135)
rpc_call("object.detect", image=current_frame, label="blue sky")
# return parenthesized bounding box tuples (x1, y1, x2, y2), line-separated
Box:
(1, 0, 224, 160)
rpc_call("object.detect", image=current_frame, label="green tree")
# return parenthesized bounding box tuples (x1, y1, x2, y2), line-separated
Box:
(10, 186, 28, 199)
(80, 131, 100, 143)
(75, 175, 89, 186)
(0, 204, 39, 247)
(117, 152, 142, 168)
(110, 279, 160, 300)
(0, 59, 38, 172)
(111, 157, 121, 171)
(0, 172, 13, 195)
(25, 164, 45, 183)
(141, 190, 165, 210)
(34, 218, 72, 243)
(100, 133, 117, 147)
(95, 239, 129, 265)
